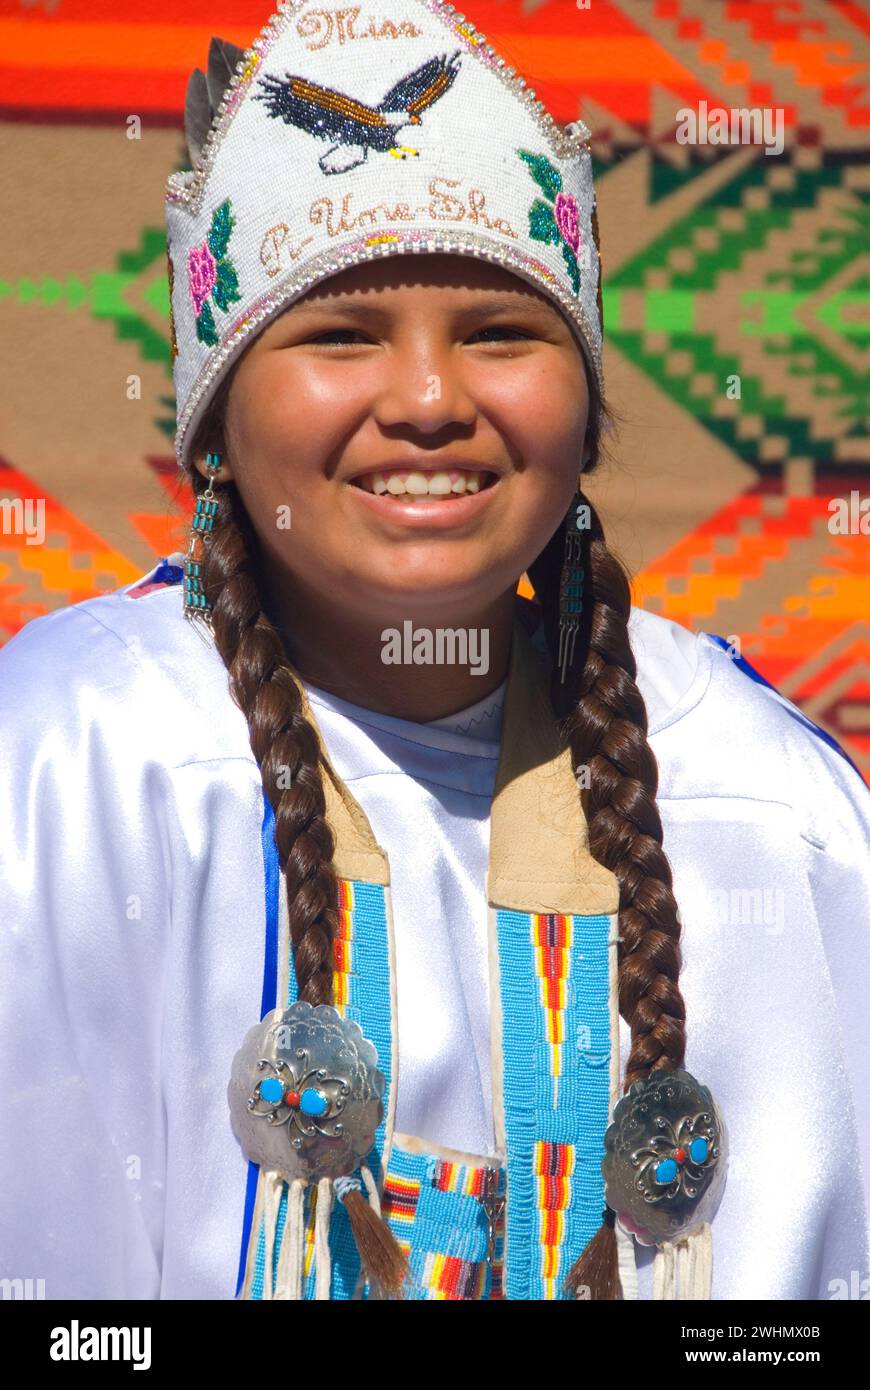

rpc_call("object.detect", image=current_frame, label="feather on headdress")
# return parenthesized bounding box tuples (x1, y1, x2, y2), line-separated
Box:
(184, 38, 247, 168)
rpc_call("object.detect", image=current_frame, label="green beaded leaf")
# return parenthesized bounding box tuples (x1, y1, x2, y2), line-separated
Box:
(207, 199, 234, 260)
(196, 299, 219, 346)
(528, 199, 561, 246)
(516, 149, 562, 202)
(561, 241, 580, 296)
(212, 259, 241, 312)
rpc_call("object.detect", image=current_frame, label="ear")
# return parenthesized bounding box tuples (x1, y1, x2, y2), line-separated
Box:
(192, 446, 235, 486)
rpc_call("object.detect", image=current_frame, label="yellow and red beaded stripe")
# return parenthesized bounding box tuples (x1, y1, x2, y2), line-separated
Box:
(531, 913, 572, 1093)
(534, 1141, 575, 1299)
(432, 1160, 487, 1199)
(420, 1251, 488, 1301)
(332, 878, 355, 1014)
(381, 1173, 422, 1256)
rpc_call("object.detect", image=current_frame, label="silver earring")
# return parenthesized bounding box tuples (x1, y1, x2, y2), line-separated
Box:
(557, 487, 586, 684)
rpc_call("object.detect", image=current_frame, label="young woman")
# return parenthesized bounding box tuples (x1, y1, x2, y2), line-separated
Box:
(1, 0, 868, 1302)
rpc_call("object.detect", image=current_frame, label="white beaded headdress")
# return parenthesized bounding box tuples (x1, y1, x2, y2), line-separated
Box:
(165, 0, 603, 471)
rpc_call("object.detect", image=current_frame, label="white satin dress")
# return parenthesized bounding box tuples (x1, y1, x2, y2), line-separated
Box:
(0, 557, 868, 1300)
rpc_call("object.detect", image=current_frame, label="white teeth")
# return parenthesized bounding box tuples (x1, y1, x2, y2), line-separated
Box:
(404, 471, 429, 495)
(353, 469, 492, 496)
(427, 472, 453, 496)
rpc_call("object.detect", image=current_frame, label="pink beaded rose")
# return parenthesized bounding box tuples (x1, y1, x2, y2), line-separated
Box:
(516, 148, 584, 296)
(188, 244, 217, 317)
(554, 192, 581, 255)
(184, 198, 242, 348)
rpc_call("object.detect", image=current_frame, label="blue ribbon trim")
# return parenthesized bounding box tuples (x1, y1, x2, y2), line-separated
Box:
(706, 633, 864, 783)
(234, 789, 280, 1298)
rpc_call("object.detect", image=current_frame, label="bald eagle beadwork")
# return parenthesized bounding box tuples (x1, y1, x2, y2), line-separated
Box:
(252, 50, 462, 174)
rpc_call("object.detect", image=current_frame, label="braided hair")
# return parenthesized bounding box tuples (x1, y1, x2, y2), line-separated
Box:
(184, 352, 687, 1302)
(528, 376, 687, 1298)
(184, 375, 406, 1295)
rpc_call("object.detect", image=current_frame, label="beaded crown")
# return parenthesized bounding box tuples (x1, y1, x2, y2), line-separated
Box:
(165, 0, 603, 473)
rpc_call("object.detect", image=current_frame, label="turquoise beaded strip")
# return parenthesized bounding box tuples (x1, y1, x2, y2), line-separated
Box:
(242, 884, 612, 1297)
(380, 1148, 506, 1300)
(249, 880, 392, 1300)
(495, 908, 611, 1299)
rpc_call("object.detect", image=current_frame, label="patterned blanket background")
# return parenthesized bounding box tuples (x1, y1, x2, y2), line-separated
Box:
(1, 0, 868, 779)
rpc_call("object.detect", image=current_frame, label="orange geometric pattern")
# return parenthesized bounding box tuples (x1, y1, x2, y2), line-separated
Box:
(634, 484, 870, 771)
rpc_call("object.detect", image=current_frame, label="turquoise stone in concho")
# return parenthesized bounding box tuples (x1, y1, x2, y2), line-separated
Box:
(690, 1136, 709, 1164)
(654, 1157, 678, 1185)
(299, 1088, 328, 1117)
(259, 1077, 284, 1104)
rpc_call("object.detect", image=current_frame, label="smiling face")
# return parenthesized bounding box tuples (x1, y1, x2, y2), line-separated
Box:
(193, 253, 592, 632)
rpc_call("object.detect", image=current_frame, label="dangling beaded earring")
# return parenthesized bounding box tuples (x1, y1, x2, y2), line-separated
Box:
(184, 450, 222, 622)
(557, 484, 586, 684)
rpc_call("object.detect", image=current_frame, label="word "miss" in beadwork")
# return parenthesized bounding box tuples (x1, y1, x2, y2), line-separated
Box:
(296, 6, 424, 51)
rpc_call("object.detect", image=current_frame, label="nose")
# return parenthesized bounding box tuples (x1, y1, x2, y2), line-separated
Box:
(372, 334, 477, 437)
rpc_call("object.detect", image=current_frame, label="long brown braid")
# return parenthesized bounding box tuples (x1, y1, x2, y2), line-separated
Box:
(196, 484, 339, 1006)
(529, 379, 687, 1299)
(185, 389, 407, 1295)
(187, 359, 686, 1303)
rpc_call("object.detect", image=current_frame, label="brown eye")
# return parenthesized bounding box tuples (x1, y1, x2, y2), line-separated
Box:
(308, 329, 370, 346)
(468, 326, 532, 343)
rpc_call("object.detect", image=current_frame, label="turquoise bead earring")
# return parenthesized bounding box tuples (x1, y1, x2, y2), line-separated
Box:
(184, 451, 222, 622)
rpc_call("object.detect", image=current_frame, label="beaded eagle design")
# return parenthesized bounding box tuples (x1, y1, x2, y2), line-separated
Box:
(252, 50, 462, 175)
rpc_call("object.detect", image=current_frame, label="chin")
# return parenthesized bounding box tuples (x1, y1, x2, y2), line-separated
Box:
(363, 580, 477, 609)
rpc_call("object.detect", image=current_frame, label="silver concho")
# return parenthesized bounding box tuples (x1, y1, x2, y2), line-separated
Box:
(602, 1068, 727, 1245)
(227, 1000, 385, 1183)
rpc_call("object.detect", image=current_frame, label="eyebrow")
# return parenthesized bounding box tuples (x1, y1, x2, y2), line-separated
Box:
(288, 292, 559, 324)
